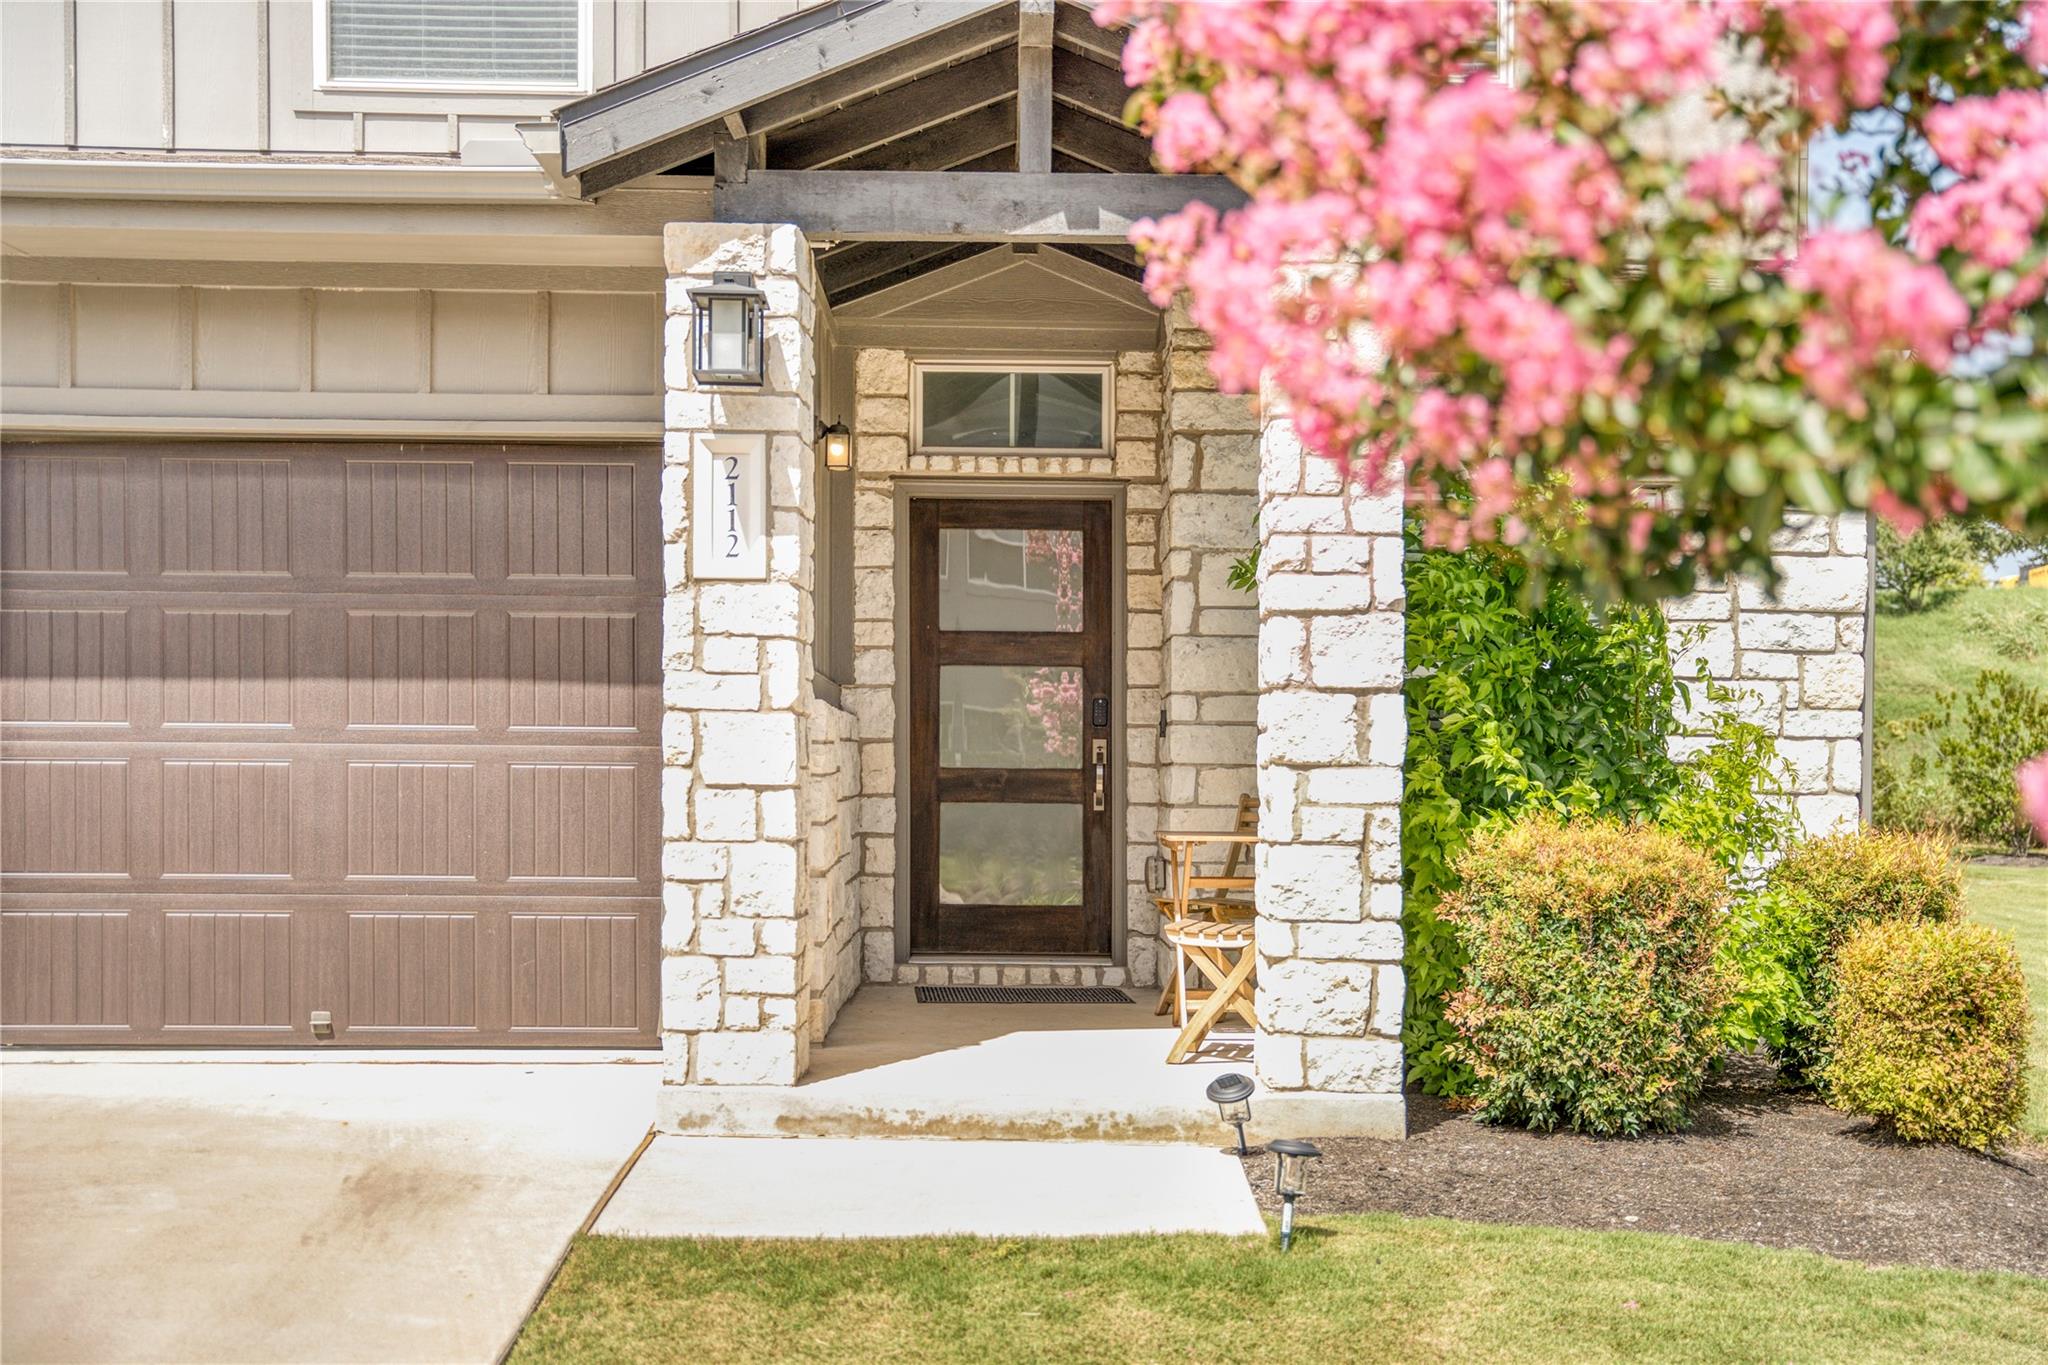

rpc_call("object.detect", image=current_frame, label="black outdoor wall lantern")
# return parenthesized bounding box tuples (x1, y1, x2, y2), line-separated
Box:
(687, 271, 767, 386)
(818, 419, 852, 471)
(1205, 1072, 1255, 1156)
(1268, 1137, 1323, 1252)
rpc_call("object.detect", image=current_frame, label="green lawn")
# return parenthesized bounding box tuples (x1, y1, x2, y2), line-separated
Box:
(512, 1216, 2048, 1364)
(1967, 862, 2048, 1142)
(1874, 588, 2048, 781)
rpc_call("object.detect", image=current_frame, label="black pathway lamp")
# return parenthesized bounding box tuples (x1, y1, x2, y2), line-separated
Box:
(687, 271, 767, 386)
(1268, 1138, 1323, 1252)
(1205, 1072, 1255, 1156)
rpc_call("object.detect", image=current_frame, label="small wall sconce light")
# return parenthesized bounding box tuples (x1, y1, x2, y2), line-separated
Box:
(818, 420, 851, 472)
(686, 270, 767, 387)
(1268, 1137, 1323, 1251)
(1205, 1072, 1255, 1156)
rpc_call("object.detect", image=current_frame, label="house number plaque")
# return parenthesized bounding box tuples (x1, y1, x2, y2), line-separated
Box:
(692, 432, 768, 580)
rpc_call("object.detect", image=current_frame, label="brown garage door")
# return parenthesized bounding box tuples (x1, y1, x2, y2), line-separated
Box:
(0, 444, 662, 1047)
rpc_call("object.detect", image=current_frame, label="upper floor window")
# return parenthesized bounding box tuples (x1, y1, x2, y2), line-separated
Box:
(913, 363, 1110, 455)
(324, 0, 586, 91)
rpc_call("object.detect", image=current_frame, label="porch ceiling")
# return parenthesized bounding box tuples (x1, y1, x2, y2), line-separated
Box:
(554, 0, 1239, 295)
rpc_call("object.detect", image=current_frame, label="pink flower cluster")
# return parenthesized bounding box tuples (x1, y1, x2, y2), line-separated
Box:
(1772, 0, 1898, 126)
(1685, 144, 1787, 230)
(1108, 0, 2046, 572)
(1787, 230, 1968, 414)
(1910, 89, 2048, 329)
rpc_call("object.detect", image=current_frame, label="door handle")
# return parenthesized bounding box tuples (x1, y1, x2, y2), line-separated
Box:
(1091, 738, 1107, 811)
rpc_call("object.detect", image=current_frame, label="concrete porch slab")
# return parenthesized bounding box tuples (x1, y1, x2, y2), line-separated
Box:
(595, 1136, 1267, 1238)
(658, 987, 1405, 1142)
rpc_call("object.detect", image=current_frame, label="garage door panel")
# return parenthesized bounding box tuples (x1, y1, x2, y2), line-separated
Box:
(0, 453, 130, 576)
(2, 444, 660, 1049)
(161, 910, 297, 1033)
(159, 456, 293, 577)
(0, 909, 133, 1032)
(345, 458, 479, 580)
(0, 758, 132, 877)
(1, 607, 132, 726)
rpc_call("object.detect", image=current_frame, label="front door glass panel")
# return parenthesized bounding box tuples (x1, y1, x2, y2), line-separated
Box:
(937, 802, 1083, 905)
(936, 528, 1083, 632)
(938, 665, 1082, 769)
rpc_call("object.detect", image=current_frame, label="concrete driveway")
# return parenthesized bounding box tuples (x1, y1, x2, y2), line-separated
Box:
(1, 1055, 655, 1364)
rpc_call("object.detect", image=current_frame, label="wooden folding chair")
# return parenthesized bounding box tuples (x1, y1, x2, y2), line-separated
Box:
(1153, 793, 1258, 1026)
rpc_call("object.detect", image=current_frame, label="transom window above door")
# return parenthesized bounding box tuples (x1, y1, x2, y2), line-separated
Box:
(914, 364, 1110, 455)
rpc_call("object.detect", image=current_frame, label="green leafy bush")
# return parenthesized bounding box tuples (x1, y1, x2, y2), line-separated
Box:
(1935, 670, 2048, 854)
(1399, 540, 1791, 1096)
(1874, 668, 2048, 852)
(1715, 887, 1824, 1059)
(1826, 919, 2032, 1150)
(1747, 828, 1963, 1083)
(1440, 814, 1729, 1136)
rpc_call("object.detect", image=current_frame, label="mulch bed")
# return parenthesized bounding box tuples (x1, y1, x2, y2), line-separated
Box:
(1240, 1054, 2046, 1277)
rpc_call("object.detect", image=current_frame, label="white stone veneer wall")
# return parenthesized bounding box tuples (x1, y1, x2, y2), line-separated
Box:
(1669, 511, 1873, 835)
(658, 222, 822, 1087)
(1252, 400, 1408, 1110)
(806, 698, 861, 1038)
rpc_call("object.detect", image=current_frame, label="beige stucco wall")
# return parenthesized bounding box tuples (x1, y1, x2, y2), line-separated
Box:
(0, 0, 817, 157)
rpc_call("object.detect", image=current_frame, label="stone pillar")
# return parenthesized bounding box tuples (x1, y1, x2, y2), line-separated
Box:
(1252, 399, 1407, 1120)
(1667, 511, 1873, 835)
(1157, 305, 1260, 853)
(658, 222, 818, 1088)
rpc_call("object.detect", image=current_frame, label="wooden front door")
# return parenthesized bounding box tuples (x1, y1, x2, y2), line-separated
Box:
(906, 498, 1114, 957)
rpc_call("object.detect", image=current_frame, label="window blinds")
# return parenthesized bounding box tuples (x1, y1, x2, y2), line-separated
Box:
(328, 0, 579, 86)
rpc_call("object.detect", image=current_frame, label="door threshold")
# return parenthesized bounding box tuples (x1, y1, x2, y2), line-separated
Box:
(907, 955, 1117, 967)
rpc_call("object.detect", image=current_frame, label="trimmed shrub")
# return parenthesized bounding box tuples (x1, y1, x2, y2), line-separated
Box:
(1826, 919, 2032, 1150)
(1440, 813, 1729, 1136)
(1750, 829, 1963, 1083)
(1768, 829, 1963, 946)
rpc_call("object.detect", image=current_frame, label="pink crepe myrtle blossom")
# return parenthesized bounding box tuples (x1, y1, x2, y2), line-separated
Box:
(1108, 0, 2048, 601)
(2019, 752, 2048, 844)
(1786, 231, 1970, 415)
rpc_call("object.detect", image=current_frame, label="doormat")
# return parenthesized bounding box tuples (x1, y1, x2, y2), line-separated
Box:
(914, 986, 1134, 1005)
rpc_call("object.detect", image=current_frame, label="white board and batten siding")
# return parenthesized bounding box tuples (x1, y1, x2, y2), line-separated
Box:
(0, 1, 814, 156)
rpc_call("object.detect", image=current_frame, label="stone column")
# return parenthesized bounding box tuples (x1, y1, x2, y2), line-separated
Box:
(658, 222, 818, 1088)
(1667, 512, 1873, 835)
(1252, 399, 1407, 1119)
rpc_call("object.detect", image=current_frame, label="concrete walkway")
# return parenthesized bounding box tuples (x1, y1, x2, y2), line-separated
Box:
(595, 1136, 1266, 1238)
(1, 1056, 655, 1364)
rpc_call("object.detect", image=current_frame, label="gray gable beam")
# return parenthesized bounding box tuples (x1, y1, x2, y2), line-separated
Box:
(836, 101, 1020, 172)
(1018, 0, 1056, 174)
(714, 170, 1246, 241)
(558, 0, 1012, 175)
(1051, 47, 1130, 122)
(772, 46, 1016, 169)
(578, 9, 1019, 193)
(737, 7, 1018, 144)
(1051, 1, 1126, 68)
(1051, 104, 1152, 173)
